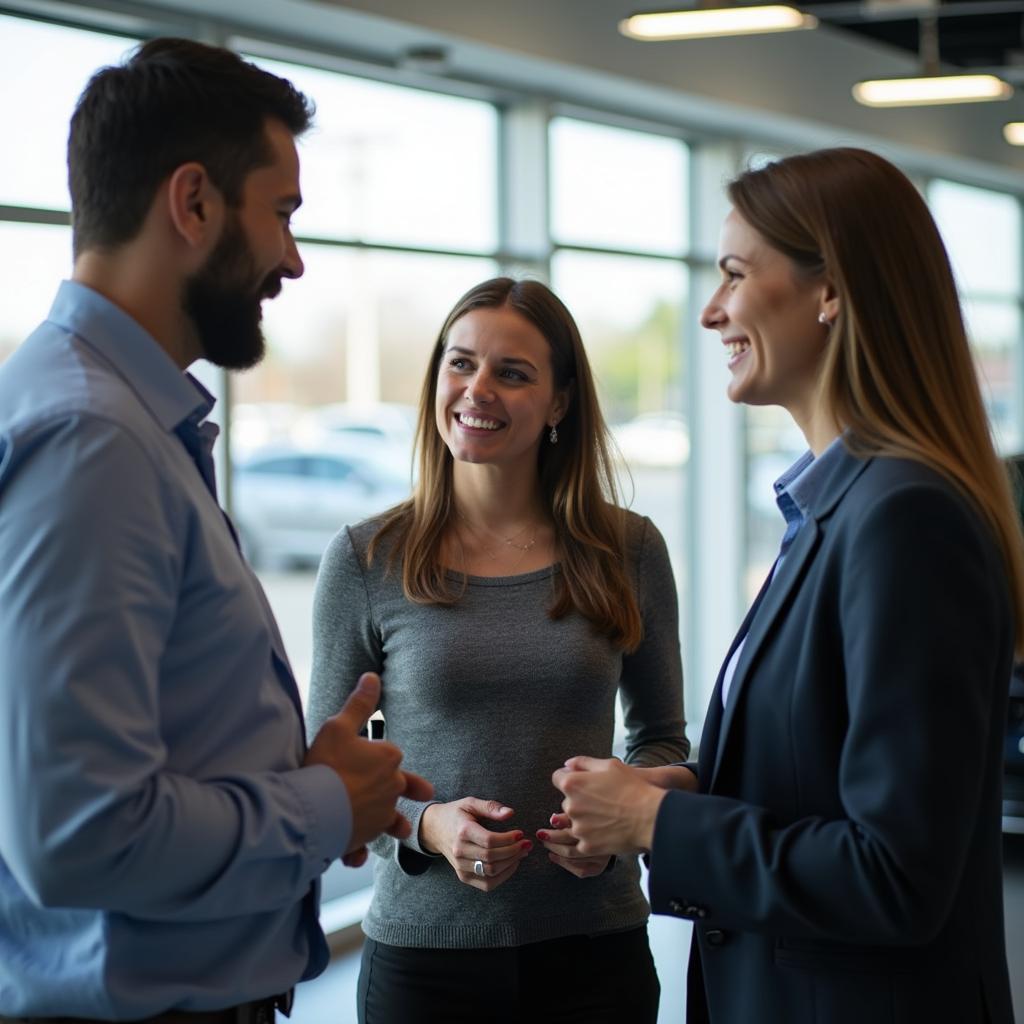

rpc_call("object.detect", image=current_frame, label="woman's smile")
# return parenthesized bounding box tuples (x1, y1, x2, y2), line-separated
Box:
(455, 411, 504, 432)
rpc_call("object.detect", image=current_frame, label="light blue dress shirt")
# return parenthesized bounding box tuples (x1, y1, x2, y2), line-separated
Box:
(0, 281, 351, 1017)
(721, 437, 846, 707)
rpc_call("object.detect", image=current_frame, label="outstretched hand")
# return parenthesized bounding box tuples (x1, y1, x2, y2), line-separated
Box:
(305, 673, 433, 856)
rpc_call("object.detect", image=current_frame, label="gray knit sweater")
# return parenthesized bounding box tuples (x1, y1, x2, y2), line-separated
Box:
(307, 510, 688, 949)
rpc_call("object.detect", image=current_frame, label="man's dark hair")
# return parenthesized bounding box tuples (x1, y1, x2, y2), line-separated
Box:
(68, 37, 314, 256)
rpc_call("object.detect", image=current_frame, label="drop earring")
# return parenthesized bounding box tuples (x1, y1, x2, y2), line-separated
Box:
(549, 425, 558, 444)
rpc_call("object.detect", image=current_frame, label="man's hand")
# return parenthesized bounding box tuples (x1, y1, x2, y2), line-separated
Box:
(551, 757, 669, 857)
(305, 673, 433, 854)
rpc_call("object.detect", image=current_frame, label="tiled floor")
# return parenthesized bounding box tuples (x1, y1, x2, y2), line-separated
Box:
(292, 836, 1024, 1024)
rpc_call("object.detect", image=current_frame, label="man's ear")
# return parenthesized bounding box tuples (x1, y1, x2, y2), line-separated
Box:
(166, 163, 223, 250)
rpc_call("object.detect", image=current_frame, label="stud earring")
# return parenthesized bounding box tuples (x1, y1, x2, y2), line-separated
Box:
(817, 312, 830, 326)
(549, 425, 558, 444)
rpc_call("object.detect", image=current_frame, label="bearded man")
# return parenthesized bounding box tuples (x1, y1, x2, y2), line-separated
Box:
(0, 38, 430, 1024)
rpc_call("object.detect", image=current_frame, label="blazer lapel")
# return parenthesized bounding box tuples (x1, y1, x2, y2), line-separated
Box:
(697, 565, 777, 790)
(710, 521, 820, 789)
(707, 444, 872, 790)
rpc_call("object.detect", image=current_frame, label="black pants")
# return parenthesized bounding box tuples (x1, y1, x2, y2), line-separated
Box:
(357, 926, 660, 1024)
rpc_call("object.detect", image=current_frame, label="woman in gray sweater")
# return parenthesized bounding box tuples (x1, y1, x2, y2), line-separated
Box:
(308, 277, 689, 1023)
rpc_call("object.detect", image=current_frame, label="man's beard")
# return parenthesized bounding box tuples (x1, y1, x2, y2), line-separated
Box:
(182, 213, 282, 371)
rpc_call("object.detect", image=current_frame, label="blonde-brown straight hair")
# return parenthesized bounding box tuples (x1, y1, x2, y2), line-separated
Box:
(369, 277, 644, 652)
(729, 147, 1024, 655)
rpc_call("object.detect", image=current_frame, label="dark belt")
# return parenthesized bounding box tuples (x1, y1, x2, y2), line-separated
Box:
(0, 990, 293, 1024)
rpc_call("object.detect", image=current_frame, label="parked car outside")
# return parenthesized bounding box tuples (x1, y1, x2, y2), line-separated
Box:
(229, 402, 302, 461)
(296, 401, 416, 448)
(232, 441, 412, 569)
(293, 402, 418, 482)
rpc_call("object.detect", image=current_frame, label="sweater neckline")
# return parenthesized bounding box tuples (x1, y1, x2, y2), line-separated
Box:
(442, 563, 561, 587)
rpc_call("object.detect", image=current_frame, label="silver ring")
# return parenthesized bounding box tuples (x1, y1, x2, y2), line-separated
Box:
(473, 859, 485, 878)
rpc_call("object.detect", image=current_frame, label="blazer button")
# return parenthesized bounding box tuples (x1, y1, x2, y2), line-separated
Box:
(705, 929, 727, 947)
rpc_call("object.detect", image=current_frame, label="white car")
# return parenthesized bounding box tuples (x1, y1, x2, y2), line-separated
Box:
(296, 402, 417, 449)
(232, 442, 412, 569)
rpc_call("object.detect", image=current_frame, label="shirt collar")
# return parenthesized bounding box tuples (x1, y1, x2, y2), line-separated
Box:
(45, 280, 215, 433)
(773, 434, 848, 527)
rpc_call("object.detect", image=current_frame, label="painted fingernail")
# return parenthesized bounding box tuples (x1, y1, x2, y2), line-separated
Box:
(536, 830, 549, 841)
(520, 840, 533, 851)
(550, 814, 560, 825)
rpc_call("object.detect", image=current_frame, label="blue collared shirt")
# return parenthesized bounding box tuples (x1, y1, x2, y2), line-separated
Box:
(0, 282, 350, 1017)
(721, 436, 847, 707)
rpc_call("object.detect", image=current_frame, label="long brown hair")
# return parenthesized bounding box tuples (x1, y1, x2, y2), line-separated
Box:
(729, 147, 1024, 654)
(369, 277, 643, 651)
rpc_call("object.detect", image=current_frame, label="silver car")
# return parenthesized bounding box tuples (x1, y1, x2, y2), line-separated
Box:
(231, 442, 412, 569)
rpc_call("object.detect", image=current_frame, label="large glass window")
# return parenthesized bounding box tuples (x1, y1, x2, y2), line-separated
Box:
(549, 117, 690, 746)
(550, 117, 687, 256)
(0, 223, 73, 363)
(931, 179, 1023, 453)
(0, 15, 135, 211)
(0, 16, 136, 368)
(930, 182, 1020, 296)
(251, 57, 498, 253)
(552, 252, 687, 567)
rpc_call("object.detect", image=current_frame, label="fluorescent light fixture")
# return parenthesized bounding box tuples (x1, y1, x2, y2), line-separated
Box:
(852, 74, 1012, 107)
(1004, 122, 1024, 146)
(619, 6, 817, 41)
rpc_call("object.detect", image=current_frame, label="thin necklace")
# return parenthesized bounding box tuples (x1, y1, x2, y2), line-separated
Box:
(455, 510, 538, 555)
(458, 524, 533, 574)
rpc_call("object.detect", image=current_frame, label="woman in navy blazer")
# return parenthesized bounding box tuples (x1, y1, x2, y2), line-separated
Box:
(553, 147, 1024, 1024)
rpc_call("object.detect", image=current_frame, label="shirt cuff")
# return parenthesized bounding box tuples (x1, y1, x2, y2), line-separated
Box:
(291, 764, 352, 869)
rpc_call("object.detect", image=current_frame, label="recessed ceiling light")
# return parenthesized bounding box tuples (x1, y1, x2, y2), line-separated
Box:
(1005, 122, 1024, 145)
(852, 74, 1013, 107)
(619, 6, 817, 41)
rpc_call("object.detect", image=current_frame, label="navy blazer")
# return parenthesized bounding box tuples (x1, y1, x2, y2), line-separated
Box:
(649, 449, 1015, 1024)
